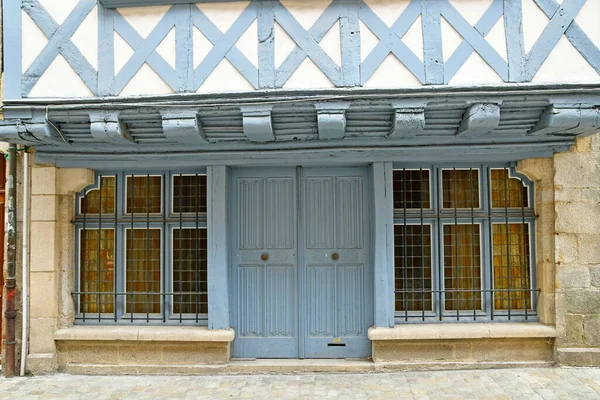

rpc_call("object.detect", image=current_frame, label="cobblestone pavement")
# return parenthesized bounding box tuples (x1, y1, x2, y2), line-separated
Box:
(0, 368, 599, 399)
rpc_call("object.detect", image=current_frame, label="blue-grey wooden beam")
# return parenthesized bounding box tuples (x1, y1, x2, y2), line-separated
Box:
(530, 104, 600, 136)
(315, 102, 350, 140)
(503, 0, 526, 82)
(98, 5, 116, 96)
(89, 111, 135, 144)
(241, 105, 275, 142)
(175, 4, 194, 92)
(0, 121, 44, 145)
(371, 162, 394, 328)
(3, 0, 22, 99)
(457, 103, 501, 136)
(421, 0, 444, 85)
(161, 110, 207, 145)
(340, 0, 360, 87)
(26, 120, 68, 144)
(389, 100, 427, 138)
(258, 1, 275, 89)
(207, 165, 230, 330)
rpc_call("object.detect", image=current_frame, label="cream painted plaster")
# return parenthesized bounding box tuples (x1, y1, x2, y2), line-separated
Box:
(282, 58, 334, 89)
(448, 0, 493, 26)
(359, 21, 378, 62)
(156, 28, 177, 69)
(29, 54, 94, 98)
(193, 27, 214, 68)
(533, 36, 600, 83)
(441, 17, 463, 62)
(274, 22, 296, 68)
(279, 0, 332, 31)
(197, 58, 254, 93)
(22, 10, 48, 73)
(71, 5, 99, 71)
(522, 0, 550, 54)
(319, 21, 342, 67)
(38, 0, 79, 25)
(487, 17, 507, 62)
(362, 0, 410, 28)
(114, 32, 135, 75)
(403, 16, 424, 62)
(235, 20, 258, 67)
(449, 52, 503, 85)
(120, 63, 174, 96)
(363, 53, 422, 87)
(118, 5, 171, 39)
(575, 0, 600, 48)
(195, 2, 250, 33)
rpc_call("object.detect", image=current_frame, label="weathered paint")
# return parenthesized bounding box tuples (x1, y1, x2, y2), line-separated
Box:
(7, 0, 600, 98)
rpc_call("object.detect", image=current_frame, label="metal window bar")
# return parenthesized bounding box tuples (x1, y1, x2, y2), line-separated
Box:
(504, 169, 512, 320)
(179, 173, 183, 323)
(129, 175, 134, 322)
(521, 174, 529, 320)
(420, 168, 425, 321)
(453, 168, 459, 321)
(81, 195, 86, 323)
(146, 173, 151, 322)
(470, 168, 476, 321)
(97, 176, 102, 322)
(195, 174, 200, 323)
(114, 175, 118, 323)
(402, 169, 408, 321)
(488, 169, 495, 321)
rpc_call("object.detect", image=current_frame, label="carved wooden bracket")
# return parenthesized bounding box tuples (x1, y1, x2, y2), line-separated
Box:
(89, 111, 134, 144)
(241, 105, 275, 143)
(529, 104, 600, 136)
(389, 100, 426, 138)
(315, 102, 350, 140)
(161, 110, 207, 145)
(457, 103, 501, 136)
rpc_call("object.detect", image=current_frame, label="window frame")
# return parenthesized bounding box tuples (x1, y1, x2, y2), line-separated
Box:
(392, 164, 537, 324)
(74, 170, 209, 326)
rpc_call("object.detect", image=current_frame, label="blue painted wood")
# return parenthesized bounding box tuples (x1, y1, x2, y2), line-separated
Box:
(161, 110, 207, 144)
(443, 0, 507, 83)
(457, 103, 501, 136)
(421, 0, 444, 85)
(113, 8, 178, 93)
(359, 0, 424, 85)
(524, 0, 586, 81)
(230, 167, 298, 357)
(340, 0, 361, 87)
(241, 105, 275, 142)
(503, 0, 526, 82)
(535, 0, 600, 75)
(98, 5, 116, 96)
(3, 0, 22, 99)
(175, 4, 194, 92)
(371, 162, 394, 328)
(22, 0, 98, 96)
(274, 3, 342, 86)
(208, 165, 230, 330)
(192, 4, 259, 90)
(315, 102, 350, 140)
(100, 0, 244, 7)
(258, 1, 276, 89)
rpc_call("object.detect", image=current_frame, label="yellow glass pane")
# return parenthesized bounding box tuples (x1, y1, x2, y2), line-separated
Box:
(126, 229, 161, 313)
(80, 229, 115, 313)
(493, 223, 531, 310)
(491, 169, 528, 208)
(442, 169, 480, 209)
(443, 224, 482, 311)
(126, 175, 162, 214)
(81, 176, 115, 214)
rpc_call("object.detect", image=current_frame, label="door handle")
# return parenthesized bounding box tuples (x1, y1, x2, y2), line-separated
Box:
(331, 252, 339, 261)
(261, 253, 269, 261)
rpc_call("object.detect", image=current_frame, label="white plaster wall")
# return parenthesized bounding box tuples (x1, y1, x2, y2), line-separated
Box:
(18, 0, 600, 98)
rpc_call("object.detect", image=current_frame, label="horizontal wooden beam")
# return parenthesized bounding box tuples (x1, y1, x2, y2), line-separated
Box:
(529, 104, 600, 136)
(456, 103, 500, 136)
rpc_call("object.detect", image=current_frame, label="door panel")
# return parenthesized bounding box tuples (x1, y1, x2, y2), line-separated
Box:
(302, 168, 372, 359)
(231, 168, 298, 358)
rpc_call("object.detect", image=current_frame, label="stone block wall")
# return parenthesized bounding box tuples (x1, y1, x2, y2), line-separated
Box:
(554, 134, 600, 366)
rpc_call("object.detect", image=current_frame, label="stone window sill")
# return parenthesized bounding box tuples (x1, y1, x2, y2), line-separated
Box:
(368, 323, 556, 341)
(54, 326, 235, 343)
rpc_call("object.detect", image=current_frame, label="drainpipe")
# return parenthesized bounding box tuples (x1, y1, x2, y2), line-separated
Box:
(20, 148, 30, 376)
(3, 143, 17, 377)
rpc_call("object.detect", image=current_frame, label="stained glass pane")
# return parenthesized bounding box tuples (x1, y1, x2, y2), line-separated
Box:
(81, 176, 115, 214)
(491, 169, 528, 208)
(493, 223, 531, 310)
(393, 170, 431, 209)
(126, 175, 162, 214)
(394, 225, 433, 312)
(173, 229, 208, 314)
(443, 224, 482, 311)
(125, 229, 161, 313)
(442, 169, 480, 209)
(80, 229, 115, 313)
(173, 175, 207, 214)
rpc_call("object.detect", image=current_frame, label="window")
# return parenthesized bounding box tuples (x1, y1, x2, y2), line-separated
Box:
(393, 166, 536, 323)
(75, 172, 208, 324)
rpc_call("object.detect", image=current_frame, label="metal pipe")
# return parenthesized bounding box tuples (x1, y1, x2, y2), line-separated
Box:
(20, 148, 30, 376)
(3, 143, 18, 377)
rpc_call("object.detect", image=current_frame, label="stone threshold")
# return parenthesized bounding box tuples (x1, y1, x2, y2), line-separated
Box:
(54, 326, 235, 342)
(63, 360, 555, 375)
(368, 323, 557, 341)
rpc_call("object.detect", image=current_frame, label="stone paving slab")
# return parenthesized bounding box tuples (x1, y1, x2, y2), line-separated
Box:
(0, 368, 599, 399)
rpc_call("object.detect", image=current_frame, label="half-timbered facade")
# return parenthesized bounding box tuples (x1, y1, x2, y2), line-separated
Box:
(1, 0, 600, 373)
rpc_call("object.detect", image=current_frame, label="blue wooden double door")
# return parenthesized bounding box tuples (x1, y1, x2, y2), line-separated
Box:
(230, 167, 373, 359)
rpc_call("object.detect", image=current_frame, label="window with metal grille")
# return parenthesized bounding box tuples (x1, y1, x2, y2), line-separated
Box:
(393, 165, 536, 323)
(74, 172, 208, 325)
